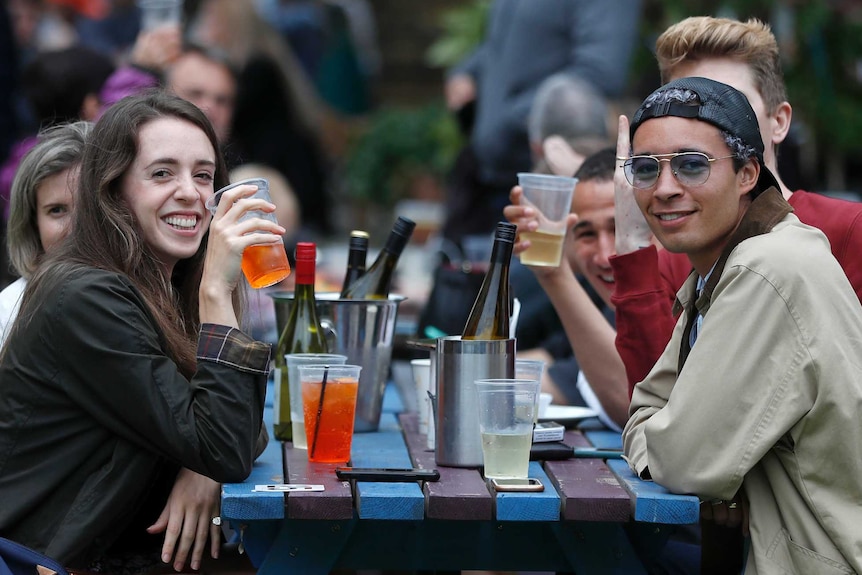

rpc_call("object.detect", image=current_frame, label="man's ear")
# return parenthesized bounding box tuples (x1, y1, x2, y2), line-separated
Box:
(738, 159, 760, 196)
(769, 101, 792, 147)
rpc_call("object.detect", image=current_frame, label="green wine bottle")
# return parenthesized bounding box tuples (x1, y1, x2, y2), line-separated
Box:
(343, 217, 415, 299)
(273, 242, 328, 443)
(339, 230, 370, 298)
(461, 222, 516, 340)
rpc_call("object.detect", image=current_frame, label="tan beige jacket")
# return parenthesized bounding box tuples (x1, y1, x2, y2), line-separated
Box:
(624, 205, 862, 574)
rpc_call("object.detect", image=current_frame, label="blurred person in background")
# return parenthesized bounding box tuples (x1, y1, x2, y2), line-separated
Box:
(7, 0, 79, 65)
(0, 121, 91, 345)
(512, 72, 612, 355)
(74, 0, 143, 61)
(100, 27, 237, 147)
(0, 45, 104, 292)
(0, 45, 114, 222)
(188, 0, 333, 237)
(255, 0, 379, 116)
(440, 0, 641, 247)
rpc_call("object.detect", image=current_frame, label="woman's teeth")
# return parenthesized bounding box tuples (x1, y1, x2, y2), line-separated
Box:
(164, 216, 197, 229)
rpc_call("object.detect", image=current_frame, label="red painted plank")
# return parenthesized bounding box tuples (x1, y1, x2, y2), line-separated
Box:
(282, 442, 354, 520)
(542, 431, 630, 522)
(399, 413, 494, 521)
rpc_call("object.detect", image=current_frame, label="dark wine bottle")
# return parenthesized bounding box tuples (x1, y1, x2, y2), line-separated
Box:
(339, 230, 370, 298)
(461, 222, 516, 340)
(343, 217, 415, 299)
(273, 242, 328, 442)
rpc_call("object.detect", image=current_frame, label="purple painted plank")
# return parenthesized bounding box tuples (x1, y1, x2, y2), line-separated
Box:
(398, 413, 494, 521)
(282, 442, 354, 520)
(543, 431, 630, 522)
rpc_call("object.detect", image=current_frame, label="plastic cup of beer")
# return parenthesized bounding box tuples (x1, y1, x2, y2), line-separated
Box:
(515, 358, 546, 423)
(286, 354, 348, 449)
(516, 173, 578, 267)
(137, 0, 183, 31)
(475, 379, 540, 479)
(206, 178, 291, 288)
(299, 364, 363, 463)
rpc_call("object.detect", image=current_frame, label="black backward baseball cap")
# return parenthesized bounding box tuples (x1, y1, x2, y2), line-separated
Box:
(629, 76, 780, 194)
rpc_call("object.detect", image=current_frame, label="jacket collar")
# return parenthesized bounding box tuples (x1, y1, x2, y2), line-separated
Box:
(672, 186, 793, 318)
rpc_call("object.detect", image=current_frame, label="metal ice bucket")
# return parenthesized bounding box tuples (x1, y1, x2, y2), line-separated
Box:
(433, 336, 515, 467)
(271, 292, 405, 432)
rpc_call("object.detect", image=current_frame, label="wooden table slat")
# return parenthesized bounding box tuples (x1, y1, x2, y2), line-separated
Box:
(543, 430, 631, 522)
(494, 460, 561, 521)
(607, 459, 700, 524)
(349, 413, 425, 519)
(282, 443, 354, 520)
(398, 413, 494, 521)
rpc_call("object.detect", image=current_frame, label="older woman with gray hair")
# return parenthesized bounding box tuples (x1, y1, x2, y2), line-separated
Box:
(0, 121, 92, 345)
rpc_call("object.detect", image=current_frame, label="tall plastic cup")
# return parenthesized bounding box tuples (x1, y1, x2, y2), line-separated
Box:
(516, 173, 577, 267)
(515, 358, 546, 423)
(475, 379, 539, 479)
(299, 364, 362, 463)
(206, 178, 290, 288)
(286, 353, 348, 449)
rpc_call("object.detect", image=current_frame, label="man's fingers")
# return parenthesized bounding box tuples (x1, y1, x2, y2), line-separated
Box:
(509, 185, 523, 203)
(616, 115, 630, 158)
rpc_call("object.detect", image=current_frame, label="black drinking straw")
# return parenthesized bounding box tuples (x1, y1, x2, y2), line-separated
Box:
(310, 365, 329, 459)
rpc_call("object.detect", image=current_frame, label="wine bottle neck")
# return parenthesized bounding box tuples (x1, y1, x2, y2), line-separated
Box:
(489, 237, 515, 266)
(347, 248, 367, 270)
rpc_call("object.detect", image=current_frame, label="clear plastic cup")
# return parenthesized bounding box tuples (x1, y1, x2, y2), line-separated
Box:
(516, 173, 577, 267)
(206, 178, 290, 288)
(285, 354, 348, 449)
(299, 364, 363, 463)
(475, 379, 540, 479)
(515, 358, 546, 423)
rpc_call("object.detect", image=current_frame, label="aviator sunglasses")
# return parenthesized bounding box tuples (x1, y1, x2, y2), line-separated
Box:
(618, 152, 735, 189)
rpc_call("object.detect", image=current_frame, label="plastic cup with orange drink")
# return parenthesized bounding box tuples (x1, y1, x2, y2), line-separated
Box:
(206, 178, 291, 288)
(298, 364, 363, 463)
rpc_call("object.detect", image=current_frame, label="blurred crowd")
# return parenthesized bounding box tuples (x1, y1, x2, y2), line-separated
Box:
(0, 0, 380, 290)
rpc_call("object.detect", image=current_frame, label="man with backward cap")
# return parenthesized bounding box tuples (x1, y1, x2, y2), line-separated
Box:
(621, 76, 862, 574)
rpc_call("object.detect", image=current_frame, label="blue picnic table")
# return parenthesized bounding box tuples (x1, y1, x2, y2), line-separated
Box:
(221, 383, 699, 573)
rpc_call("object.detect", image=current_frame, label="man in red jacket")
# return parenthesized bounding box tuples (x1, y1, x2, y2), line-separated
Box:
(611, 16, 862, 393)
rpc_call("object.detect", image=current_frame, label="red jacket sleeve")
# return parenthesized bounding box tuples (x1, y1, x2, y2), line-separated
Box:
(610, 246, 692, 396)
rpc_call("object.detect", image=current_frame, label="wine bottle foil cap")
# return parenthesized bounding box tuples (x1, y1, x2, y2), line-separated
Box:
(496, 221, 517, 243)
(295, 242, 316, 260)
(349, 233, 369, 249)
(350, 230, 370, 239)
(384, 217, 417, 253)
(393, 216, 417, 237)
